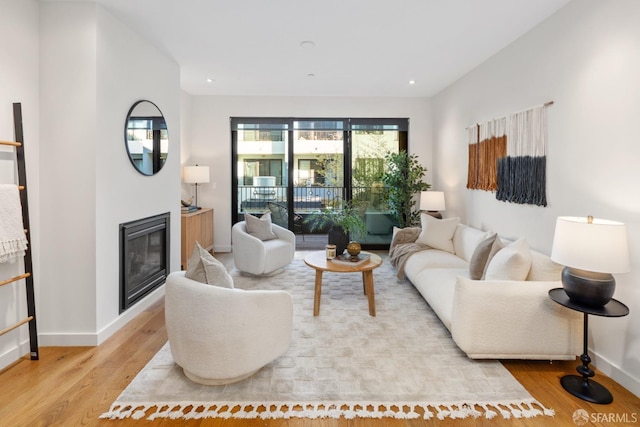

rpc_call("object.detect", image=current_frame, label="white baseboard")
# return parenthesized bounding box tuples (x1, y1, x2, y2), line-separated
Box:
(96, 285, 165, 345)
(21, 286, 166, 348)
(0, 341, 32, 371)
(592, 349, 640, 398)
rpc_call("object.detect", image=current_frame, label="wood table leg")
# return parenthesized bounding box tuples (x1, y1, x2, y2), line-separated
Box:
(362, 270, 376, 316)
(313, 269, 323, 316)
(362, 272, 367, 295)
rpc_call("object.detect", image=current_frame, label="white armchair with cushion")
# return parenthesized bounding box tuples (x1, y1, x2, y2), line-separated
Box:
(232, 212, 295, 275)
(165, 243, 293, 385)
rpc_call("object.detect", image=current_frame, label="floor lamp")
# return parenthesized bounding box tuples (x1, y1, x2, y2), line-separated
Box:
(183, 165, 210, 209)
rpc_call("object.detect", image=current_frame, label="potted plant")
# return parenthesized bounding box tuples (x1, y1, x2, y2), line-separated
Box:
(381, 151, 431, 228)
(305, 199, 367, 255)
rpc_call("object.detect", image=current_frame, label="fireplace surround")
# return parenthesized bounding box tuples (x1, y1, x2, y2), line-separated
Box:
(119, 212, 170, 313)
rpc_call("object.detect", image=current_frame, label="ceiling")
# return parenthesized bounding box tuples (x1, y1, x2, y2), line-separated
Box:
(91, 0, 571, 97)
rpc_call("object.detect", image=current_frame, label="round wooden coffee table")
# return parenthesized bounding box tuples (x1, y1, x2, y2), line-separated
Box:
(304, 251, 383, 316)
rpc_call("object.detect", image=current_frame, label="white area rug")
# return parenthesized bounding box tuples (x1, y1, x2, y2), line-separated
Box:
(101, 254, 553, 421)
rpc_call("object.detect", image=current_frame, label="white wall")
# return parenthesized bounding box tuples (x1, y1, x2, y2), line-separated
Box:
(35, 2, 180, 348)
(94, 5, 181, 336)
(0, 0, 40, 368)
(186, 96, 432, 252)
(431, 0, 640, 396)
(39, 1, 99, 341)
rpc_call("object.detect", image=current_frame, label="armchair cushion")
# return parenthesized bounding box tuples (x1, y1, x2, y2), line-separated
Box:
(245, 212, 277, 241)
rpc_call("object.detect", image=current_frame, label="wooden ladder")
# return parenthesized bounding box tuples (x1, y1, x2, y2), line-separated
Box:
(0, 102, 39, 360)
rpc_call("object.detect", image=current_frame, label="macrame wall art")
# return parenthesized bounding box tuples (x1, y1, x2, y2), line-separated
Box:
(466, 102, 552, 207)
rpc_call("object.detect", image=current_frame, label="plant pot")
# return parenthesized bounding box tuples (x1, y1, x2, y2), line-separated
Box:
(328, 226, 349, 256)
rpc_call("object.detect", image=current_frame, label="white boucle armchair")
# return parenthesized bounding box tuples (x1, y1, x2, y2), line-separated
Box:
(165, 271, 293, 385)
(232, 221, 295, 275)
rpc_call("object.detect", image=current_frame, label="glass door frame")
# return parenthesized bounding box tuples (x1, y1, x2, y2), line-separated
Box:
(231, 117, 409, 249)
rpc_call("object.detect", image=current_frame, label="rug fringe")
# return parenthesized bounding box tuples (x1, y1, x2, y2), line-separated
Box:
(99, 399, 554, 421)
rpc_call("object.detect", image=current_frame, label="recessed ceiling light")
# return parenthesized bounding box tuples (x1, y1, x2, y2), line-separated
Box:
(206, 78, 214, 83)
(409, 80, 416, 85)
(300, 40, 316, 49)
(307, 73, 315, 78)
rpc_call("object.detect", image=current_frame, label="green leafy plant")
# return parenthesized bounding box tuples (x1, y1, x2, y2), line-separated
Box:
(381, 151, 430, 228)
(304, 199, 367, 240)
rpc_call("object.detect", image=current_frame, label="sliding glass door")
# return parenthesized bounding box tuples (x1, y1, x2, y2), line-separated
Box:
(351, 119, 407, 245)
(231, 117, 408, 248)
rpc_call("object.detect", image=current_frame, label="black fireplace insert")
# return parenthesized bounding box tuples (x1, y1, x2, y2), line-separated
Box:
(119, 212, 170, 313)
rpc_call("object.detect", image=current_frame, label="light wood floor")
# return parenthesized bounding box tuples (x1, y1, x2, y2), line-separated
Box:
(1, 252, 637, 427)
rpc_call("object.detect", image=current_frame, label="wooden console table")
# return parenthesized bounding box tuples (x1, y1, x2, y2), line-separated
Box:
(181, 208, 214, 270)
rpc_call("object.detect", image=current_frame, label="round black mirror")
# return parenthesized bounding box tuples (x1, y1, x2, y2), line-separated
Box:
(124, 100, 168, 175)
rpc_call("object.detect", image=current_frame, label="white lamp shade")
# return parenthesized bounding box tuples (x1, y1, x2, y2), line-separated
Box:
(183, 165, 210, 184)
(420, 191, 445, 211)
(551, 216, 630, 274)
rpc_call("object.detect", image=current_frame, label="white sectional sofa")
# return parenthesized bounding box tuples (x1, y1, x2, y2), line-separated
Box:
(391, 214, 582, 360)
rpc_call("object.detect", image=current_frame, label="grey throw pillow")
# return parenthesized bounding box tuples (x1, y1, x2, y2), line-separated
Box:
(201, 256, 234, 288)
(185, 241, 234, 288)
(245, 212, 277, 241)
(469, 233, 497, 280)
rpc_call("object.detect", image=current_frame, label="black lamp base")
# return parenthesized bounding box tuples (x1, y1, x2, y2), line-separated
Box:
(561, 267, 615, 308)
(561, 375, 613, 404)
(426, 211, 442, 219)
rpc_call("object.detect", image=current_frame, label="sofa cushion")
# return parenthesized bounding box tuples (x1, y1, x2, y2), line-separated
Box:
(245, 212, 277, 241)
(453, 224, 494, 263)
(404, 249, 469, 280)
(484, 238, 532, 281)
(416, 214, 460, 253)
(186, 242, 234, 288)
(469, 233, 497, 280)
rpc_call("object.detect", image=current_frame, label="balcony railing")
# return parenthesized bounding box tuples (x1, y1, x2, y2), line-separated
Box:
(239, 185, 390, 213)
(238, 185, 395, 240)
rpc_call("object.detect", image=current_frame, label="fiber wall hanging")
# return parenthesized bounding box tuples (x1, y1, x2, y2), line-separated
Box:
(466, 102, 551, 207)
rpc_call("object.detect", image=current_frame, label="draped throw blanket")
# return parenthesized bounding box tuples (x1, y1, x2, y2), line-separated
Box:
(388, 226, 428, 279)
(0, 184, 28, 263)
(467, 104, 548, 206)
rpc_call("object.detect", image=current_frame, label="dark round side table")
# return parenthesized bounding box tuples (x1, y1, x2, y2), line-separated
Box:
(549, 288, 629, 404)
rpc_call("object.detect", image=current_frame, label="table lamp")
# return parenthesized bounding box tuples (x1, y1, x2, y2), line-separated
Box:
(551, 216, 630, 307)
(420, 191, 445, 219)
(183, 165, 210, 209)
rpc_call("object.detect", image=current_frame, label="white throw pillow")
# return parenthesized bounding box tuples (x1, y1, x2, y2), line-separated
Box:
(484, 238, 532, 281)
(185, 242, 234, 288)
(245, 212, 277, 241)
(481, 237, 505, 279)
(415, 214, 460, 254)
